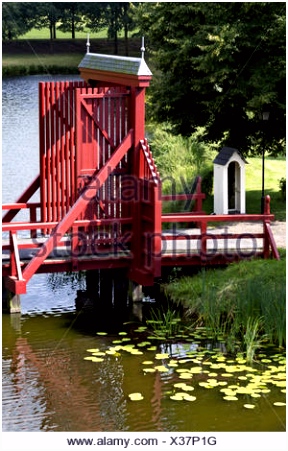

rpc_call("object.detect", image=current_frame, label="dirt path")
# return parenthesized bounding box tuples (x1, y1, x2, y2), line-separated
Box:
(214, 221, 286, 249)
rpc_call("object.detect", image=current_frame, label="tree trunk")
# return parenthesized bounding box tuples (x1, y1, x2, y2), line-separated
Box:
(53, 22, 56, 39)
(114, 30, 118, 55)
(124, 23, 128, 56)
(72, 11, 75, 39)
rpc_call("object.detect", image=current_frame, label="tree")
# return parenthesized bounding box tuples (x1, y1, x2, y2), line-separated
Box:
(84, 3, 134, 55)
(57, 2, 85, 39)
(2, 2, 36, 40)
(33, 2, 60, 40)
(133, 2, 286, 155)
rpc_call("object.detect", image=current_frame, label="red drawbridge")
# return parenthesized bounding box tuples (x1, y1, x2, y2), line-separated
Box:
(2, 51, 280, 306)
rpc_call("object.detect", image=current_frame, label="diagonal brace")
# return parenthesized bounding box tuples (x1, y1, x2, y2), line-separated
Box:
(20, 130, 134, 286)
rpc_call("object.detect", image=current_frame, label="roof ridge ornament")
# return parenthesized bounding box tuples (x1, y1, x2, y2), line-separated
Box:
(86, 34, 90, 54)
(140, 36, 145, 59)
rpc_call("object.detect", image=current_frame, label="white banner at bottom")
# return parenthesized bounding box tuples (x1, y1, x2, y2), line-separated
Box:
(1, 431, 287, 451)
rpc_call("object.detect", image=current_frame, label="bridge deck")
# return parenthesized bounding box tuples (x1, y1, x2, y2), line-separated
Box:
(1, 224, 270, 277)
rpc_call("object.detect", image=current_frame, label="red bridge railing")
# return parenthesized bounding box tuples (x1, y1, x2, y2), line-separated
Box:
(161, 195, 280, 263)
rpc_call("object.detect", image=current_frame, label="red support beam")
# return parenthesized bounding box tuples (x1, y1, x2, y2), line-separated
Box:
(264, 222, 280, 260)
(10, 232, 23, 282)
(2, 175, 40, 223)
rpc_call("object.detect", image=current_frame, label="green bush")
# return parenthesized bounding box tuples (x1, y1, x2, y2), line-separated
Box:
(279, 177, 286, 200)
(146, 122, 216, 198)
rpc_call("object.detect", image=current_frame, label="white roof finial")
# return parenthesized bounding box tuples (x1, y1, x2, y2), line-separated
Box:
(140, 36, 145, 59)
(86, 34, 90, 54)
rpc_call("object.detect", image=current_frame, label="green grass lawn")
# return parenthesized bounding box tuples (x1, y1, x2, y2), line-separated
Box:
(2, 53, 82, 68)
(19, 27, 127, 40)
(245, 155, 286, 219)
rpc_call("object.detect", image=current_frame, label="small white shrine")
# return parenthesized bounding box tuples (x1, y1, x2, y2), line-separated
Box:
(213, 147, 247, 214)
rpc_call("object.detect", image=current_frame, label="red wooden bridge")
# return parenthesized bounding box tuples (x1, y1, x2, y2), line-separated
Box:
(2, 49, 280, 308)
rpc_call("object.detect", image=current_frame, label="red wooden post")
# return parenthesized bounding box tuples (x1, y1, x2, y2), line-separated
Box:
(9, 232, 17, 278)
(29, 204, 37, 239)
(55, 82, 61, 220)
(200, 220, 207, 258)
(264, 194, 271, 215)
(129, 87, 146, 179)
(39, 82, 46, 225)
(263, 195, 270, 257)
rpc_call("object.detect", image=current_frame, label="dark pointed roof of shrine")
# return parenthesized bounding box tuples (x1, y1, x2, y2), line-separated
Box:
(213, 147, 248, 165)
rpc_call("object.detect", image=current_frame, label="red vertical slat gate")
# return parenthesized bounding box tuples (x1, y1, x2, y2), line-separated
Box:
(39, 81, 133, 250)
(39, 82, 131, 227)
(74, 86, 131, 254)
(75, 86, 129, 218)
(39, 81, 86, 227)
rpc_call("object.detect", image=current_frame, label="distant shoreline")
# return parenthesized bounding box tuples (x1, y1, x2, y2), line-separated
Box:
(2, 38, 141, 78)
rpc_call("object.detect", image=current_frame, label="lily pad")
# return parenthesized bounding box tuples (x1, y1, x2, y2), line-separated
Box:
(147, 346, 157, 351)
(128, 393, 144, 401)
(143, 368, 156, 373)
(183, 394, 196, 401)
(155, 365, 169, 372)
(179, 373, 193, 379)
(137, 341, 151, 347)
(243, 404, 256, 409)
(223, 396, 238, 401)
(170, 394, 185, 401)
(155, 353, 170, 360)
(190, 367, 202, 374)
(174, 383, 194, 391)
(130, 350, 144, 355)
(106, 349, 120, 356)
(84, 356, 104, 362)
(199, 382, 214, 389)
(273, 402, 286, 407)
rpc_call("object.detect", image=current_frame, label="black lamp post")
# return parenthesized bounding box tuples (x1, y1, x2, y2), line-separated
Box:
(261, 111, 269, 214)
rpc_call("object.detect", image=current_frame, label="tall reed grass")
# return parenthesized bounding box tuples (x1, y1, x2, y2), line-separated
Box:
(165, 253, 286, 353)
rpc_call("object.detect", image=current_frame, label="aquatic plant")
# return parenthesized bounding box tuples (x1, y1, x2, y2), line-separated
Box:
(244, 317, 266, 364)
(165, 256, 286, 350)
(146, 305, 184, 339)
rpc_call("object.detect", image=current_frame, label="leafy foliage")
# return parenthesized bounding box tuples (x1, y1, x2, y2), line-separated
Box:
(2, 2, 36, 40)
(134, 2, 286, 155)
(146, 123, 217, 199)
(2, 2, 136, 53)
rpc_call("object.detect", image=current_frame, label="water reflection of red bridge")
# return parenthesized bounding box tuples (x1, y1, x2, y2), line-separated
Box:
(2, 51, 279, 311)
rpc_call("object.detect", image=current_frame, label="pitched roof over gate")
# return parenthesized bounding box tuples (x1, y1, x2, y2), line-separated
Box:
(78, 53, 152, 87)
